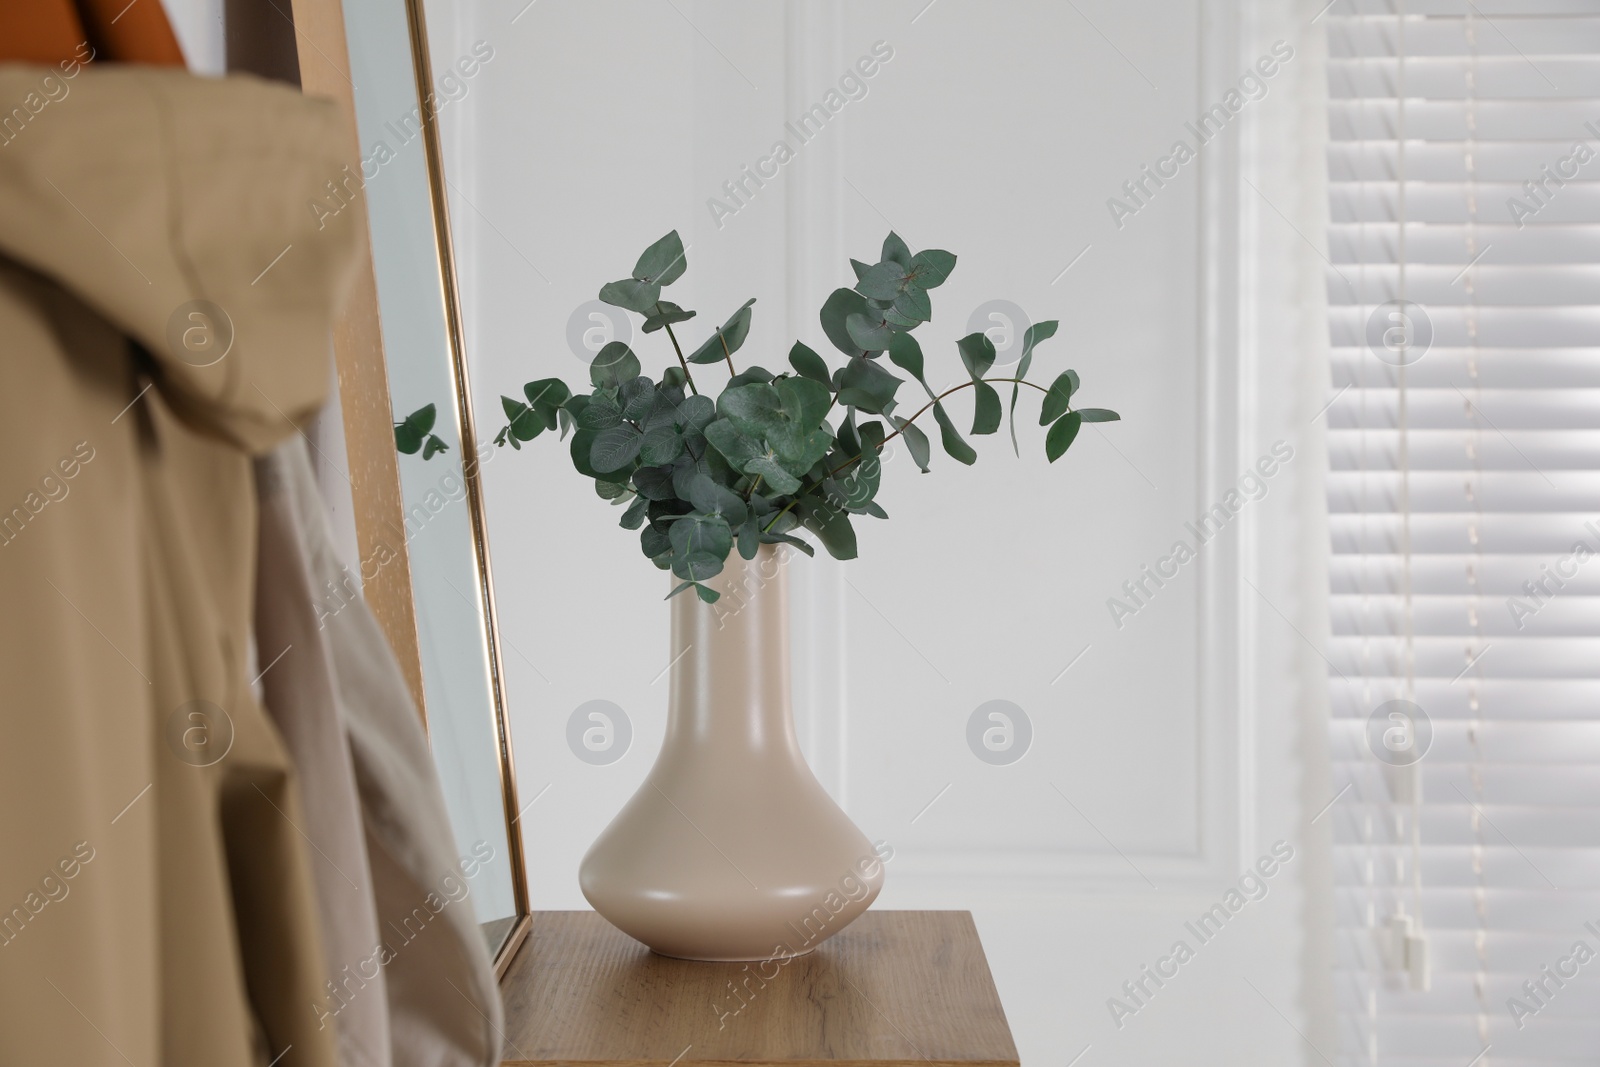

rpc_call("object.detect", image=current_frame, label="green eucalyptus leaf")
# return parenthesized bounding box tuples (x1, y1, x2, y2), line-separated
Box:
(591, 425, 643, 472)
(765, 507, 801, 535)
(857, 420, 886, 455)
(402, 404, 437, 435)
(704, 418, 762, 468)
(908, 249, 955, 288)
(887, 332, 934, 397)
(570, 428, 609, 480)
(933, 401, 977, 465)
(718, 383, 785, 438)
(641, 391, 680, 433)
(598, 277, 660, 314)
(727, 366, 775, 387)
(837, 356, 903, 414)
(524, 378, 570, 415)
(667, 579, 717, 603)
(595, 478, 627, 501)
(577, 395, 622, 430)
(632, 464, 677, 500)
(821, 287, 877, 356)
(743, 455, 802, 495)
(760, 530, 815, 556)
(1046, 410, 1083, 462)
(394, 424, 422, 454)
(634, 230, 688, 286)
(1009, 320, 1059, 454)
(958, 331, 997, 380)
(669, 513, 734, 568)
(502, 396, 543, 442)
(881, 305, 922, 330)
(882, 231, 912, 268)
(620, 376, 655, 421)
(850, 258, 872, 281)
(856, 260, 909, 301)
(971, 381, 1002, 435)
(836, 408, 860, 456)
(845, 311, 895, 352)
(619, 494, 650, 531)
(798, 501, 858, 561)
(591, 342, 642, 389)
(890, 415, 932, 472)
(640, 426, 684, 465)
(641, 523, 672, 558)
(789, 342, 832, 386)
(1017, 319, 1058, 379)
(687, 298, 756, 364)
(671, 580, 717, 603)
(1077, 407, 1121, 423)
(422, 435, 448, 459)
(642, 300, 697, 334)
(892, 286, 931, 323)
(675, 394, 715, 432)
(1039, 371, 1077, 425)
(686, 475, 749, 526)
(737, 518, 760, 559)
(776, 376, 832, 431)
(772, 427, 834, 475)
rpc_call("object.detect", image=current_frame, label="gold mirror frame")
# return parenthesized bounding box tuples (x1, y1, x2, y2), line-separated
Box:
(286, 0, 531, 975)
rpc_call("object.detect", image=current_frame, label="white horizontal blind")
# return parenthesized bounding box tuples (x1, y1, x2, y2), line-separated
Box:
(1327, 2, 1600, 1065)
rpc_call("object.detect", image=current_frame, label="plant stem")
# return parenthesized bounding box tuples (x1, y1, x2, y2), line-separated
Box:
(760, 376, 1052, 534)
(719, 332, 736, 375)
(657, 308, 697, 395)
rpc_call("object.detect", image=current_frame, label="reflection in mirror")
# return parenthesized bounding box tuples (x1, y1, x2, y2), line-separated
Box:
(338, 0, 525, 962)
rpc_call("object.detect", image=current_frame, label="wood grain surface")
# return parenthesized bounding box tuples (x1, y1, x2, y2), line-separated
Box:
(499, 910, 1019, 1067)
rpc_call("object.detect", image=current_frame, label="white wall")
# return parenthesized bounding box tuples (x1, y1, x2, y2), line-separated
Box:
(437, 1, 1334, 1062)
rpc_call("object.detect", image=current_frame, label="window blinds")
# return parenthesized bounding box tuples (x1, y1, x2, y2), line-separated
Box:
(1326, 2, 1600, 1064)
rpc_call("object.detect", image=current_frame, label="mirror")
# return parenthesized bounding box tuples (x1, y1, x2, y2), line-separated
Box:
(336, 0, 527, 965)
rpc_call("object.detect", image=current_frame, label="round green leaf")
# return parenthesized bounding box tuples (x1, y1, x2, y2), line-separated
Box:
(591, 342, 642, 389)
(634, 230, 688, 286)
(590, 425, 643, 472)
(598, 277, 660, 314)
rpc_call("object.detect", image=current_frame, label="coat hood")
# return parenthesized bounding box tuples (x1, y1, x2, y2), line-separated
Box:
(0, 64, 361, 452)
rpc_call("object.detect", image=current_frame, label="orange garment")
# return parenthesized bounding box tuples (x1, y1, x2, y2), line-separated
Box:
(0, 0, 185, 66)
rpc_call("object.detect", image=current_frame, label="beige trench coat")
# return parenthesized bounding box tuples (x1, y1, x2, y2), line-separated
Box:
(0, 65, 360, 1066)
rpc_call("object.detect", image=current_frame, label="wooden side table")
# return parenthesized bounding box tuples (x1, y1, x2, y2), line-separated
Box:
(498, 910, 1019, 1066)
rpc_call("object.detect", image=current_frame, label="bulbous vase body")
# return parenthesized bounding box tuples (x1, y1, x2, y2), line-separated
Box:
(578, 545, 884, 961)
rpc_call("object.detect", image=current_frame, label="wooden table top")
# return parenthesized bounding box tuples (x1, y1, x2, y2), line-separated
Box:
(498, 910, 1019, 1066)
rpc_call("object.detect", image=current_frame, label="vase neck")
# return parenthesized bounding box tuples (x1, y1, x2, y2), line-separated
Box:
(665, 545, 797, 759)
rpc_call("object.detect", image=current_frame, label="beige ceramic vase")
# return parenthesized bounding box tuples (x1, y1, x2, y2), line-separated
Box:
(578, 544, 884, 961)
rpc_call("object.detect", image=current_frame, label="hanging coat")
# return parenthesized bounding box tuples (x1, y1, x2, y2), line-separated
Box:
(0, 63, 360, 1066)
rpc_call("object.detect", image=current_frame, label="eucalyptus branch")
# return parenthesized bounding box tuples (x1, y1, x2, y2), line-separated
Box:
(760, 376, 1053, 534)
(859, 376, 1050, 463)
(491, 229, 1118, 592)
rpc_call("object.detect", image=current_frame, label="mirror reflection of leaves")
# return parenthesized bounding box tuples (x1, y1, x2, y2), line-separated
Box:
(490, 231, 1120, 604)
(394, 403, 450, 461)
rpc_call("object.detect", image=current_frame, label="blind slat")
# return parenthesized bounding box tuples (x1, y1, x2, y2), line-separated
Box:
(1325, 6, 1600, 1060)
